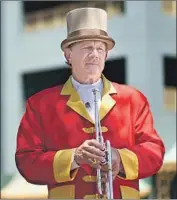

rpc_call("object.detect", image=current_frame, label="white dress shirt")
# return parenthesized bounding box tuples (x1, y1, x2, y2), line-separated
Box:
(71, 76, 103, 122)
(70, 76, 103, 170)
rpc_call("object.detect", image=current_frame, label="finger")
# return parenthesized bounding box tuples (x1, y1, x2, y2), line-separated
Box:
(112, 172, 117, 180)
(112, 167, 119, 180)
(112, 160, 120, 171)
(101, 164, 109, 172)
(101, 174, 108, 183)
(83, 150, 105, 162)
(83, 145, 105, 157)
(87, 139, 105, 151)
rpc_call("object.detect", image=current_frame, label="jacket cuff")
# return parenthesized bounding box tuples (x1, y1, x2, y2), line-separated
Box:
(53, 149, 79, 183)
(117, 148, 138, 180)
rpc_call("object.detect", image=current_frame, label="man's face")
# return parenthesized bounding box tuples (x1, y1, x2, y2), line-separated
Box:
(65, 40, 107, 84)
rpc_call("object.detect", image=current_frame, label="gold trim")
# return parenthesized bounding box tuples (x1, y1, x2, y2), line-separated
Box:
(84, 194, 107, 199)
(117, 148, 138, 180)
(99, 91, 116, 121)
(82, 127, 95, 134)
(101, 74, 117, 96)
(53, 149, 78, 182)
(84, 194, 96, 199)
(83, 175, 96, 182)
(60, 74, 117, 124)
(49, 185, 75, 199)
(61, 76, 94, 123)
(96, 194, 107, 199)
(82, 126, 108, 134)
(120, 185, 140, 199)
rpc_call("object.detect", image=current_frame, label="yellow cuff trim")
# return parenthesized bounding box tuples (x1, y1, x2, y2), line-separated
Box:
(49, 185, 75, 199)
(117, 148, 138, 180)
(53, 149, 78, 183)
(120, 186, 140, 199)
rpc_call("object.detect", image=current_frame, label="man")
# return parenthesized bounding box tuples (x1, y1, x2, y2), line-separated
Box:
(15, 7, 165, 199)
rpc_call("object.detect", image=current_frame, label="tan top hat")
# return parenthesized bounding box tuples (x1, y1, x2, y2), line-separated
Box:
(61, 7, 115, 51)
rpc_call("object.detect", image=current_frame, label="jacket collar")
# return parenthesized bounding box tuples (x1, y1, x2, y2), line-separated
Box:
(60, 74, 117, 124)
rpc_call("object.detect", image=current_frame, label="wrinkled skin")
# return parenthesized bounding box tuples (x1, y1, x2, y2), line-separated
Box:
(64, 40, 107, 84)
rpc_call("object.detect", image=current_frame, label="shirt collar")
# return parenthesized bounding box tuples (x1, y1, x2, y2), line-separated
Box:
(71, 75, 103, 93)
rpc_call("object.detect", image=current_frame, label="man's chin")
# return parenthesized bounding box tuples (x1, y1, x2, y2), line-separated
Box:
(87, 71, 99, 76)
(86, 67, 100, 74)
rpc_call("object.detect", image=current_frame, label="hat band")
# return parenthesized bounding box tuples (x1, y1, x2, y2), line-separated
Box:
(68, 29, 108, 38)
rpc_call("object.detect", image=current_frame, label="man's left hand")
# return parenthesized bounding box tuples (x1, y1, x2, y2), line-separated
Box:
(100, 147, 122, 180)
(111, 147, 121, 180)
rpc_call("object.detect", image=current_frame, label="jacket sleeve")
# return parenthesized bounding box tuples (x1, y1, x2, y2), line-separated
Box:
(15, 97, 78, 185)
(117, 90, 165, 180)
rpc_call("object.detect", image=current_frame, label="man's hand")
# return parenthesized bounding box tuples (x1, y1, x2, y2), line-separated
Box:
(74, 139, 105, 169)
(111, 148, 121, 180)
(100, 148, 122, 181)
(74, 141, 123, 180)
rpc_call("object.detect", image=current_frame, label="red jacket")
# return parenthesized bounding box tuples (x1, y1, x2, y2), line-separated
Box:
(15, 75, 165, 199)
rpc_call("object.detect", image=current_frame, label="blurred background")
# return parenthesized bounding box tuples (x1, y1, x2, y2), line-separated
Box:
(0, 1, 176, 199)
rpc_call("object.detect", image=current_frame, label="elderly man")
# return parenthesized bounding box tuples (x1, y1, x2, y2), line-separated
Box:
(15, 7, 165, 199)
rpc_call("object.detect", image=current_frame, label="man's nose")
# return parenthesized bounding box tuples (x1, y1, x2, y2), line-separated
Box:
(89, 48, 99, 58)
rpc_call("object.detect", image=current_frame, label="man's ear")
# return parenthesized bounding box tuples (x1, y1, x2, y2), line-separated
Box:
(64, 48, 72, 65)
(105, 52, 108, 60)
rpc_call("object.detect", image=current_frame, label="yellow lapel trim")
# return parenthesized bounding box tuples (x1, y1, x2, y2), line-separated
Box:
(61, 76, 93, 123)
(100, 74, 117, 121)
(60, 74, 117, 124)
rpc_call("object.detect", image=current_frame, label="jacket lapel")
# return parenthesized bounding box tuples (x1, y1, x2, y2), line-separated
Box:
(100, 75, 117, 120)
(60, 74, 117, 124)
(60, 77, 94, 124)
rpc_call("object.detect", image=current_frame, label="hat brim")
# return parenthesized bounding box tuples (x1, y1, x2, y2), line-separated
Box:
(61, 35, 115, 51)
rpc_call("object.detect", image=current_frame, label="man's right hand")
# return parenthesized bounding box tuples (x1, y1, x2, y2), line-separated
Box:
(74, 139, 106, 169)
